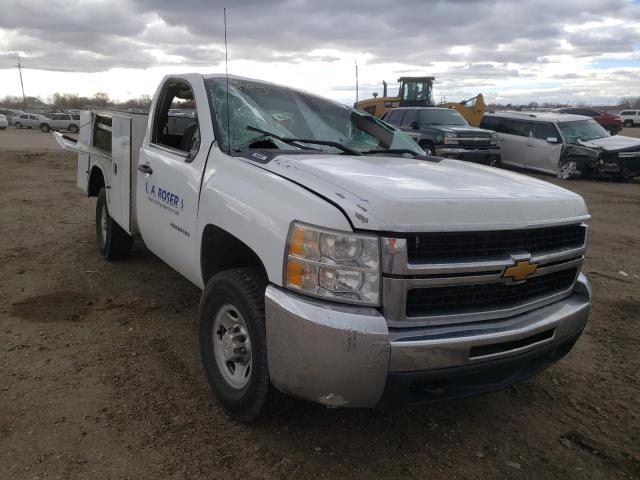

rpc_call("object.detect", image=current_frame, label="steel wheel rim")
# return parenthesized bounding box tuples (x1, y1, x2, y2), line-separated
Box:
(99, 203, 108, 248)
(212, 304, 252, 389)
(558, 161, 577, 179)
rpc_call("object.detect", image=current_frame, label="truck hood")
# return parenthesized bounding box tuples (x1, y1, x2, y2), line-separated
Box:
(578, 135, 640, 152)
(263, 154, 589, 232)
(436, 126, 491, 136)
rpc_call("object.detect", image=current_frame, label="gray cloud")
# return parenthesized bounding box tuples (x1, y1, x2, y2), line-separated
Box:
(0, 0, 639, 102)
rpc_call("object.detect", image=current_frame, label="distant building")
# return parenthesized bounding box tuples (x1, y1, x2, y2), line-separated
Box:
(21, 97, 53, 114)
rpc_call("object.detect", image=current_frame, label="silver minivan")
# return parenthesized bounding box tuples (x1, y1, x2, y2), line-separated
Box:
(480, 111, 640, 181)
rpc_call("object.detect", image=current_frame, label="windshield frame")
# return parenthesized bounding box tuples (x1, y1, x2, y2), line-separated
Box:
(204, 76, 424, 158)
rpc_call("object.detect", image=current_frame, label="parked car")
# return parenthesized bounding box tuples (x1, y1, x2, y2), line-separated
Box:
(480, 111, 640, 181)
(555, 107, 622, 135)
(39, 113, 81, 133)
(619, 110, 640, 128)
(382, 107, 500, 165)
(0, 108, 26, 126)
(13, 113, 48, 129)
(0, 114, 7, 129)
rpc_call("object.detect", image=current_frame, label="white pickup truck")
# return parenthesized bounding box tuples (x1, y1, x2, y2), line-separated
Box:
(55, 73, 592, 422)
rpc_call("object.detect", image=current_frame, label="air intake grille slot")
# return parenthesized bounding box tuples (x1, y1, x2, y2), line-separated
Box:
(407, 225, 586, 263)
(405, 268, 578, 317)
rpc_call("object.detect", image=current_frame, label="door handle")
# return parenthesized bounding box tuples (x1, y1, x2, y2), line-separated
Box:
(138, 164, 153, 175)
(499, 138, 506, 142)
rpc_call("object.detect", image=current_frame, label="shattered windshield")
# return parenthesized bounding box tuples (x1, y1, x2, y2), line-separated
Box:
(559, 119, 609, 143)
(205, 77, 424, 156)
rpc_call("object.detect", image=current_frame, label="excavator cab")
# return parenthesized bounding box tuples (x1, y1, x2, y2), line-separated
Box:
(397, 77, 435, 107)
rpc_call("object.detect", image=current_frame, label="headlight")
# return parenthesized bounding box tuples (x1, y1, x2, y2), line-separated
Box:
(443, 132, 459, 144)
(284, 223, 380, 306)
(490, 132, 498, 145)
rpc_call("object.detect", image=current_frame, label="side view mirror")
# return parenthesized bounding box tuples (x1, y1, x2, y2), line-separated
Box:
(410, 121, 419, 130)
(546, 137, 560, 144)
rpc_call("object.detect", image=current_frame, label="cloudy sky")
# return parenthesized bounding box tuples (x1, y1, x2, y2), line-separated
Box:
(1, 0, 639, 106)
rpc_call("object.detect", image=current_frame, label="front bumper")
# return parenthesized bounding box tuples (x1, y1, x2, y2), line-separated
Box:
(434, 146, 500, 165)
(265, 274, 591, 408)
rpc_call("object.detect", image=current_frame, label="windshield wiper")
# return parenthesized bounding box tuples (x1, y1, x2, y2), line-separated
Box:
(246, 126, 320, 151)
(361, 149, 429, 159)
(246, 126, 362, 156)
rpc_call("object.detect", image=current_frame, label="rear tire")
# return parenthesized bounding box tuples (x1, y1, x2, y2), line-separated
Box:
(40, 124, 50, 132)
(96, 188, 132, 260)
(198, 268, 273, 422)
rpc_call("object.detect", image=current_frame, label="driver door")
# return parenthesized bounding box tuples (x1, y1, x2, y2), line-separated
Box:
(136, 77, 211, 285)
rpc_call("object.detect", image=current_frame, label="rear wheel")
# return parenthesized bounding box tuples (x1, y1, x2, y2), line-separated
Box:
(15, 122, 22, 129)
(557, 159, 581, 180)
(40, 124, 50, 132)
(198, 268, 273, 422)
(96, 188, 132, 260)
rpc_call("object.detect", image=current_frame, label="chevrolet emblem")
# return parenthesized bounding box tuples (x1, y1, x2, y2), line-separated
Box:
(502, 259, 538, 282)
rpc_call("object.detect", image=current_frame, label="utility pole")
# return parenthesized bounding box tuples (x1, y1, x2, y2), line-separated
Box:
(17, 56, 26, 111)
(355, 61, 359, 104)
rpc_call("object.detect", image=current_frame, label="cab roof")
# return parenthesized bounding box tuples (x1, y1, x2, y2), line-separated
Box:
(484, 111, 591, 123)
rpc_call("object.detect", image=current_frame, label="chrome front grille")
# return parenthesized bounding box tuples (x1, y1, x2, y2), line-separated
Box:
(381, 224, 587, 327)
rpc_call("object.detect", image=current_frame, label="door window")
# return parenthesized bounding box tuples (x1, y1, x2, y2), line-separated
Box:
(152, 80, 200, 157)
(401, 110, 418, 127)
(532, 123, 558, 140)
(498, 119, 531, 137)
(386, 110, 405, 126)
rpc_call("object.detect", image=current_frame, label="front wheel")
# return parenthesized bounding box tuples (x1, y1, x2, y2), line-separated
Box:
(15, 122, 22, 129)
(96, 188, 132, 260)
(624, 120, 633, 128)
(420, 142, 436, 155)
(40, 124, 50, 132)
(557, 159, 581, 180)
(69, 124, 79, 134)
(198, 268, 273, 422)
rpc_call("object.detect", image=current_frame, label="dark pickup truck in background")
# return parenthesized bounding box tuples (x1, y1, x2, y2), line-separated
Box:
(382, 107, 501, 166)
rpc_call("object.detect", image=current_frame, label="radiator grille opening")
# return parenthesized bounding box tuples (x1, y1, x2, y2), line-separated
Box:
(405, 268, 578, 318)
(407, 225, 586, 263)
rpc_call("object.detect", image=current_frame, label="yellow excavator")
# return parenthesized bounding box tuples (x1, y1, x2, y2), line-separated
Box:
(355, 76, 485, 126)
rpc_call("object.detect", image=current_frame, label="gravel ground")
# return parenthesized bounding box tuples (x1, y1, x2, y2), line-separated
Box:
(0, 129, 639, 480)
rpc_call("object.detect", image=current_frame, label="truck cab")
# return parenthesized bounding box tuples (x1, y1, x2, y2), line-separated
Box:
(55, 73, 592, 422)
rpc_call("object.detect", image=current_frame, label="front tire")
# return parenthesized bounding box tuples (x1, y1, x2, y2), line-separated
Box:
(96, 188, 132, 260)
(198, 268, 273, 422)
(15, 122, 22, 129)
(557, 159, 582, 180)
(624, 120, 633, 128)
(40, 124, 50, 132)
(69, 124, 79, 134)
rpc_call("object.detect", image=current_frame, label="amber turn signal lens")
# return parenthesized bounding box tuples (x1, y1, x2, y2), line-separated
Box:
(286, 260, 303, 287)
(289, 226, 305, 256)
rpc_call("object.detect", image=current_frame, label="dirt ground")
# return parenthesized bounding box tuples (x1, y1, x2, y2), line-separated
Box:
(1, 129, 639, 480)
